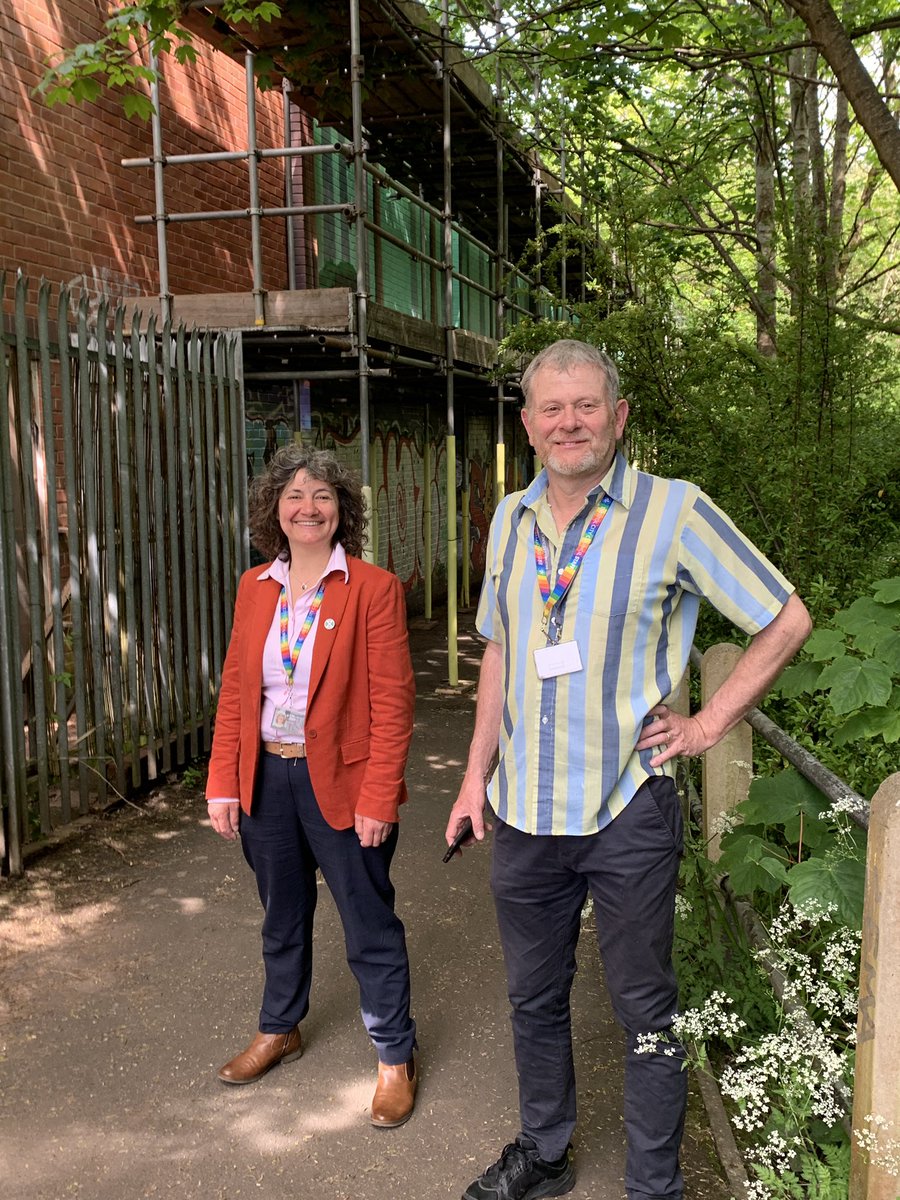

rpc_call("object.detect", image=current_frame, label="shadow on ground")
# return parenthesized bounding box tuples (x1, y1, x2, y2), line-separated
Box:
(0, 612, 731, 1200)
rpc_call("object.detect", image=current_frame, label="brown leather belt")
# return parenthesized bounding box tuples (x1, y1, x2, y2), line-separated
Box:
(263, 741, 308, 759)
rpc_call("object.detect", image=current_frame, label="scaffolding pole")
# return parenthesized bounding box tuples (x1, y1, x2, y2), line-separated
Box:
(442, 0, 458, 685)
(282, 79, 303, 437)
(350, 0, 374, 561)
(148, 52, 171, 325)
(494, 3, 507, 507)
(424, 411, 433, 619)
(243, 53, 266, 325)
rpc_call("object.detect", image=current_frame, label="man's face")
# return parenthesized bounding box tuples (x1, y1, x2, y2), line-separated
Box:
(521, 363, 628, 484)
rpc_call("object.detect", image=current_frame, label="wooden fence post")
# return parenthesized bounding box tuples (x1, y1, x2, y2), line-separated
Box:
(669, 665, 690, 820)
(700, 644, 753, 861)
(850, 771, 900, 1200)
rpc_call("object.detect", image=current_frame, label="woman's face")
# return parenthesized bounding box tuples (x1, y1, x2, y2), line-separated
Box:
(278, 470, 340, 556)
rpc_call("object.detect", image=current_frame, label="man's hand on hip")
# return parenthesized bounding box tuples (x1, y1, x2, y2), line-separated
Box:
(636, 705, 713, 767)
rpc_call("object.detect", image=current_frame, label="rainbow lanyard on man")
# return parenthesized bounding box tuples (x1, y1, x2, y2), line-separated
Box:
(533, 494, 613, 639)
(279, 581, 326, 685)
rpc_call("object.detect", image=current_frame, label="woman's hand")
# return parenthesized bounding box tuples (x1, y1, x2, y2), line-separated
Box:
(208, 801, 240, 840)
(355, 814, 394, 848)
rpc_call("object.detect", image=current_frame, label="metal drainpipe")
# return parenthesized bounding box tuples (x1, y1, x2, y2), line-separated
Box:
(350, 0, 373, 561)
(442, 0, 458, 685)
(245, 52, 266, 326)
(149, 52, 171, 326)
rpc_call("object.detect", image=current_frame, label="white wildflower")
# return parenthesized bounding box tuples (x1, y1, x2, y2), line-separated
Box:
(710, 811, 740, 836)
(854, 1114, 900, 1177)
(672, 991, 746, 1044)
(819, 794, 867, 820)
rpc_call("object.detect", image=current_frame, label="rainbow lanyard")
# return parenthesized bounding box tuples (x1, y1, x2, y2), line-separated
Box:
(279, 580, 326, 685)
(533, 494, 613, 633)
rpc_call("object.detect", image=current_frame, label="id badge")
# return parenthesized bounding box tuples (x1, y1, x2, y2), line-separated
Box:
(534, 640, 583, 679)
(271, 705, 304, 735)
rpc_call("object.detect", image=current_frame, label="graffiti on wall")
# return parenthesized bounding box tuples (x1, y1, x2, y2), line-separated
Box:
(242, 393, 531, 599)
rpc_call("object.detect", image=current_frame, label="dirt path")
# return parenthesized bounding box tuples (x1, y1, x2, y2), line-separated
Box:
(0, 620, 732, 1200)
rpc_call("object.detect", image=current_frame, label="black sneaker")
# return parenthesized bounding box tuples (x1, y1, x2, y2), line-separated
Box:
(462, 1135, 575, 1200)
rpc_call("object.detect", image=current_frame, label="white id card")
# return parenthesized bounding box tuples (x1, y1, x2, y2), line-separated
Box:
(271, 705, 304, 735)
(534, 640, 583, 679)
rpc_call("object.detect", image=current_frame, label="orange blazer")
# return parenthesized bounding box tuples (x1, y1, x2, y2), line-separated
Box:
(206, 556, 415, 829)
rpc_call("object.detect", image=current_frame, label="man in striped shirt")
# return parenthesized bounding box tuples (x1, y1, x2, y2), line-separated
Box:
(446, 340, 811, 1200)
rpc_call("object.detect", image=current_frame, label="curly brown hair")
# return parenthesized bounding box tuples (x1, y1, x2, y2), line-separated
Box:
(248, 445, 368, 560)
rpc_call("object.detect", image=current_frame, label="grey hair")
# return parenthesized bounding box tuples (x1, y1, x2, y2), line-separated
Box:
(520, 339, 619, 411)
(248, 445, 367, 560)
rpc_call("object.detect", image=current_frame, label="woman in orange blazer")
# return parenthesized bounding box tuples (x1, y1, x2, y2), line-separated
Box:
(207, 446, 417, 1128)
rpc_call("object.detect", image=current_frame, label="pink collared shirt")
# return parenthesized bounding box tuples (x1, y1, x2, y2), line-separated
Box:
(208, 543, 349, 804)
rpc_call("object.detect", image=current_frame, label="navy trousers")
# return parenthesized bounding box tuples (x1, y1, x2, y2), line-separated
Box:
(238, 751, 416, 1065)
(490, 776, 686, 1200)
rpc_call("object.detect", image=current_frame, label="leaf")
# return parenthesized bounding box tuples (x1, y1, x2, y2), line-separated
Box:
(817, 656, 893, 715)
(122, 92, 154, 120)
(717, 832, 788, 896)
(833, 705, 900, 746)
(872, 577, 900, 604)
(728, 853, 790, 897)
(71, 77, 102, 104)
(803, 628, 845, 662)
(873, 629, 900, 674)
(777, 660, 824, 697)
(739, 769, 827, 828)
(787, 856, 866, 929)
(833, 597, 898, 646)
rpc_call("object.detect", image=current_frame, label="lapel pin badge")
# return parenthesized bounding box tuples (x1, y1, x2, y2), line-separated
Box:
(324, 618, 336, 630)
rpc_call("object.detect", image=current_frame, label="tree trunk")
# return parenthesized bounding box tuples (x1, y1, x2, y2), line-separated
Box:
(753, 80, 778, 357)
(784, 0, 900, 193)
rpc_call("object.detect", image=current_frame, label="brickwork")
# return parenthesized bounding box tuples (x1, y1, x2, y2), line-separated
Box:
(2, 1, 288, 305)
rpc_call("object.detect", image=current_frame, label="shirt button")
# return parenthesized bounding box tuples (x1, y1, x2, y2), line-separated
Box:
(308, 729, 317, 739)
(541, 716, 549, 725)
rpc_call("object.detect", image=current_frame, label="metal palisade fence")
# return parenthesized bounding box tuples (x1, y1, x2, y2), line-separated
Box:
(0, 273, 249, 875)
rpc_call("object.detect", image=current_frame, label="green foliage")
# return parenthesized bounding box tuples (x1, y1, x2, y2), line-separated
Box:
(776, 578, 900, 748)
(673, 821, 778, 1027)
(751, 1141, 851, 1200)
(181, 760, 207, 789)
(716, 770, 866, 927)
(37, 1, 281, 117)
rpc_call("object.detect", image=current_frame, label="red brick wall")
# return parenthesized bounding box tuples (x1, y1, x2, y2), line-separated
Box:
(1, 0, 288, 307)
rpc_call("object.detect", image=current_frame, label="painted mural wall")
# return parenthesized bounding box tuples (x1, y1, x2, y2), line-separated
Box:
(243, 387, 532, 610)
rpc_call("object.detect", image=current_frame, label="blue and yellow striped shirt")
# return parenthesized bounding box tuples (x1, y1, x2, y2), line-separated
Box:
(476, 453, 793, 835)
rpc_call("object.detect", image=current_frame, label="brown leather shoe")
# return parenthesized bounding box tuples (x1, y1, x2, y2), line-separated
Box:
(217, 1028, 302, 1085)
(370, 1057, 417, 1127)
